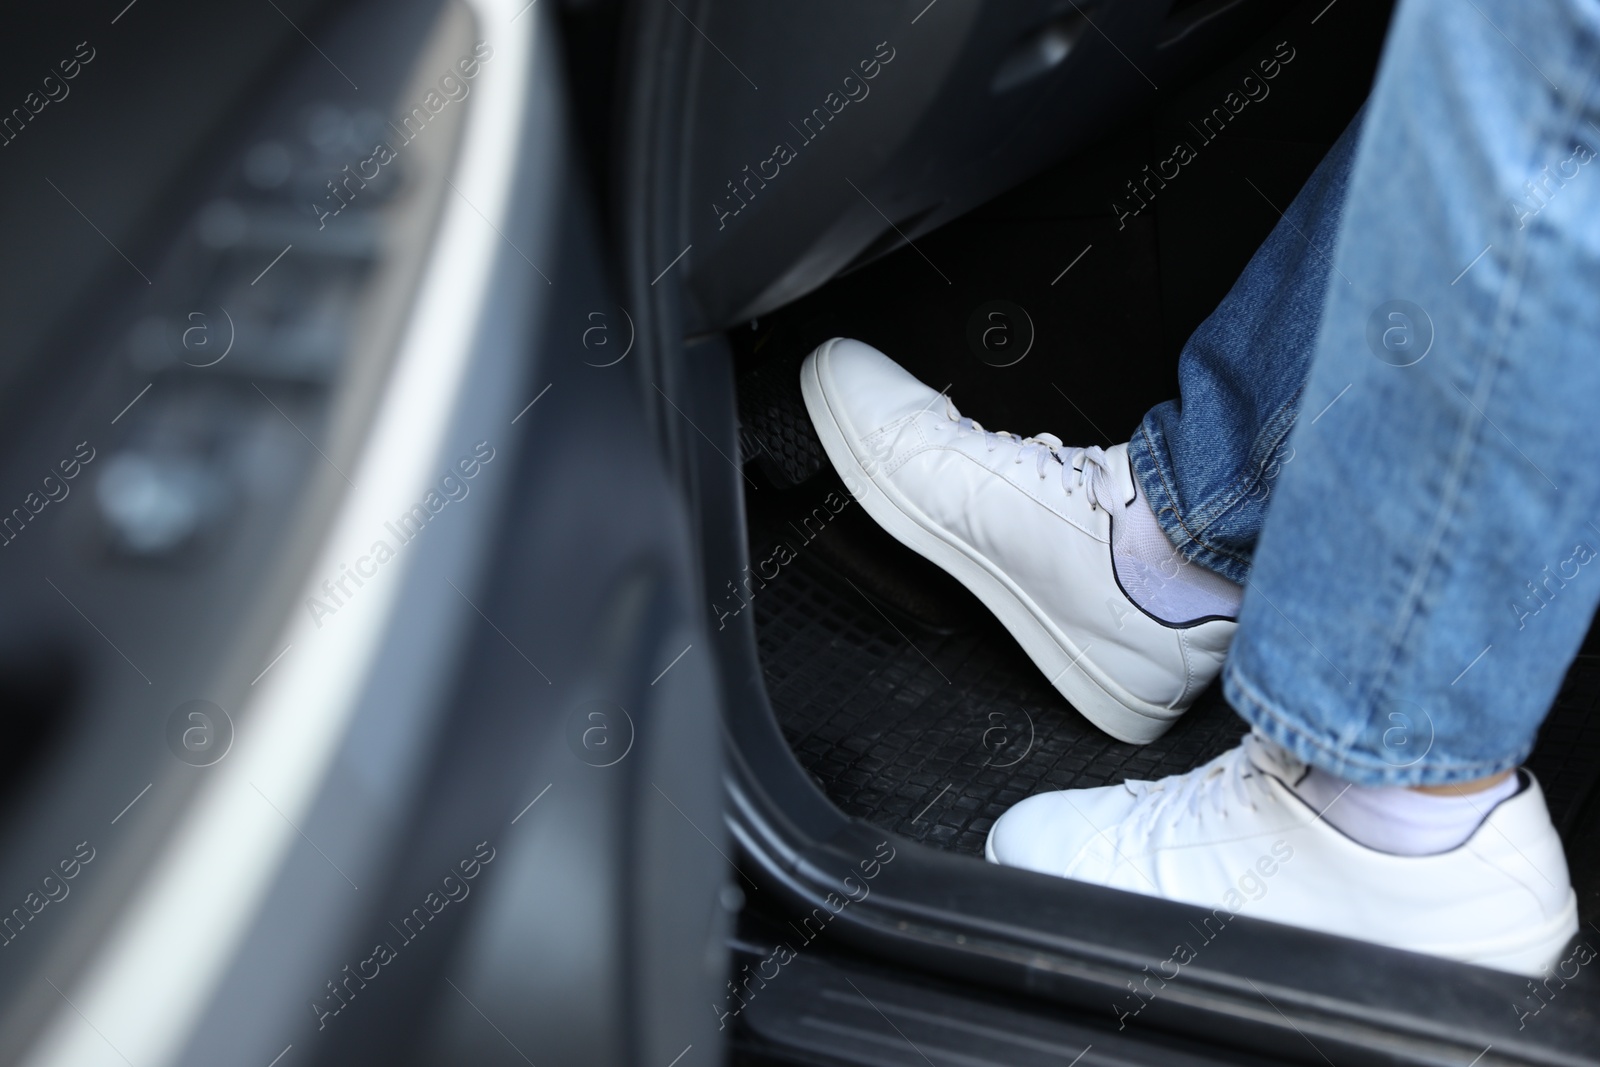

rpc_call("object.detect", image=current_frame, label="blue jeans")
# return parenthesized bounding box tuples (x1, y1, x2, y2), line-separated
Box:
(1129, 0, 1600, 785)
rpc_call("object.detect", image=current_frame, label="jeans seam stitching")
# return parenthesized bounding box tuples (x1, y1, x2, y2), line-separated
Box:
(1137, 419, 1280, 574)
(1183, 389, 1305, 546)
(1138, 422, 1245, 567)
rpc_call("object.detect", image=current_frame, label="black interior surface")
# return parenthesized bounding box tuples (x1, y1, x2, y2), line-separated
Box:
(728, 0, 1600, 935)
(670, 0, 1304, 331)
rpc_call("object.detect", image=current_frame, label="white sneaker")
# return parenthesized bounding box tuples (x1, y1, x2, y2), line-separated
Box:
(800, 337, 1234, 743)
(984, 734, 1580, 975)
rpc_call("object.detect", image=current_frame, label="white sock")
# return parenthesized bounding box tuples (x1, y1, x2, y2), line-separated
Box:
(1112, 482, 1243, 624)
(1291, 765, 1521, 856)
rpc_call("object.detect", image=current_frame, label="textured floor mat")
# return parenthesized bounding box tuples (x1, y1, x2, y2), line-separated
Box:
(753, 544, 1247, 856)
(754, 534, 1600, 871)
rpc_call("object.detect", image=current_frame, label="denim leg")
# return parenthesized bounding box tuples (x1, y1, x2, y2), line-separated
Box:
(1223, 0, 1600, 785)
(1127, 109, 1365, 584)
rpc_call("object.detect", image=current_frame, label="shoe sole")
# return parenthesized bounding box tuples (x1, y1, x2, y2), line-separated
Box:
(801, 339, 1182, 744)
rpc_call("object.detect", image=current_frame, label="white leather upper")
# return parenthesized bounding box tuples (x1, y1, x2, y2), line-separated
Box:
(987, 739, 1576, 969)
(816, 338, 1234, 711)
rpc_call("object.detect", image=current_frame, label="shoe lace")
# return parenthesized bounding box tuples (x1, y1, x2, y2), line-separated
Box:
(941, 397, 1121, 513)
(1121, 736, 1272, 839)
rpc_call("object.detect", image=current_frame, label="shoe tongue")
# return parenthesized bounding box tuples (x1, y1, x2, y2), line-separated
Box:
(1111, 445, 1139, 507)
(1244, 730, 1307, 784)
(1083, 443, 1137, 507)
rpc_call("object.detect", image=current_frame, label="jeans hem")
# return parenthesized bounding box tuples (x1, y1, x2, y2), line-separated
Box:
(1128, 421, 1253, 585)
(1221, 660, 1530, 787)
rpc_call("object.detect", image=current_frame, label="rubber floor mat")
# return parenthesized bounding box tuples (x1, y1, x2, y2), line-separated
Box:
(753, 535, 1600, 882)
(752, 544, 1247, 856)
